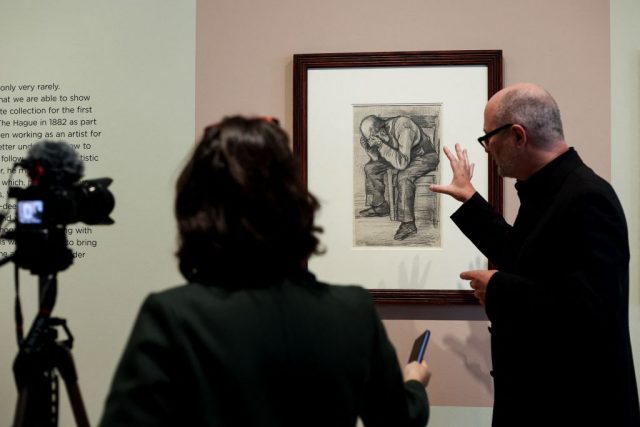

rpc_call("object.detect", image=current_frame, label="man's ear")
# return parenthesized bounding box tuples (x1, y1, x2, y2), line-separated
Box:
(512, 124, 527, 146)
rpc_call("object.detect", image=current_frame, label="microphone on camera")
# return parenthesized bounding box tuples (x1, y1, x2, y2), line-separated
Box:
(19, 140, 84, 186)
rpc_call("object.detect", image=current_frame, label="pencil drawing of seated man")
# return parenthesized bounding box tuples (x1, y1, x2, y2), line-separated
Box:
(358, 114, 439, 240)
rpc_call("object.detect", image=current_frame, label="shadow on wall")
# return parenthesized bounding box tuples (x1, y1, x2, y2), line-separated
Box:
(395, 255, 432, 289)
(374, 248, 486, 291)
(381, 316, 493, 407)
(442, 322, 494, 396)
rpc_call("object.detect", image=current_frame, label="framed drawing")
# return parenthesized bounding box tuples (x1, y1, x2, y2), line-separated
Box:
(293, 50, 503, 304)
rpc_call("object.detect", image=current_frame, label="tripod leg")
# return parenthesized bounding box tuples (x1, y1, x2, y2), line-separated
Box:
(12, 371, 59, 427)
(13, 388, 29, 427)
(55, 343, 90, 427)
(64, 381, 90, 427)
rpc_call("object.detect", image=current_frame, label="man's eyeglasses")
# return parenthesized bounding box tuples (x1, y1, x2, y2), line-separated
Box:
(477, 123, 513, 148)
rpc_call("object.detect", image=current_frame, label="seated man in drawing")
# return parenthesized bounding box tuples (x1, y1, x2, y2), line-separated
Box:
(358, 115, 439, 240)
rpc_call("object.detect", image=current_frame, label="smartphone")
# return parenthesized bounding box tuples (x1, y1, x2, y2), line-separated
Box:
(408, 329, 431, 363)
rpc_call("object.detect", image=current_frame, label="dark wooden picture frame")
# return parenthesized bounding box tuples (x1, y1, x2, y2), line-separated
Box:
(293, 50, 503, 304)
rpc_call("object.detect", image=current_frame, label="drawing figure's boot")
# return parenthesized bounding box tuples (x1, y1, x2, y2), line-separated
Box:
(394, 221, 417, 240)
(359, 201, 390, 217)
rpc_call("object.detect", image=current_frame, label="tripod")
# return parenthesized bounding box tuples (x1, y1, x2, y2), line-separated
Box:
(12, 273, 90, 427)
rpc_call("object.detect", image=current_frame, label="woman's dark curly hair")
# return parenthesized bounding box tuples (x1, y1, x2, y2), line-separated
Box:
(175, 116, 322, 283)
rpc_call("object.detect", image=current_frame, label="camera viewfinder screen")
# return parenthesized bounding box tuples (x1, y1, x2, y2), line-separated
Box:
(17, 200, 44, 225)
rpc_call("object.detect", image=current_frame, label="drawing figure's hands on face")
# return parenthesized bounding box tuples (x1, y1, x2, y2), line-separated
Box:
(367, 135, 383, 148)
(460, 269, 497, 306)
(429, 144, 477, 202)
(360, 135, 380, 160)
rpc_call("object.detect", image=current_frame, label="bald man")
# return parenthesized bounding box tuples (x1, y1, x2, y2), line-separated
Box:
(358, 115, 439, 240)
(431, 83, 639, 426)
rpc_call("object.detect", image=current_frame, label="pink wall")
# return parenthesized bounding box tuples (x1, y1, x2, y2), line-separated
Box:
(195, 0, 610, 407)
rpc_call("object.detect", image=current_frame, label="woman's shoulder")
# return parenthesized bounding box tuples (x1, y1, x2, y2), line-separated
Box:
(139, 282, 229, 313)
(141, 275, 375, 312)
(322, 281, 371, 299)
(308, 276, 375, 308)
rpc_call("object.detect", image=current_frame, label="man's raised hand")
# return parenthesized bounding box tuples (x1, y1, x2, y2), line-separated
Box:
(429, 143, 476, 202)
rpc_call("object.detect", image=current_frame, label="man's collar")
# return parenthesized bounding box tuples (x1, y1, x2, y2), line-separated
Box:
(515, 147, 582, 201)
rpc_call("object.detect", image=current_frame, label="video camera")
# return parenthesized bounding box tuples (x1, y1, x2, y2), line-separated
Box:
(1, 140, 115, 274)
